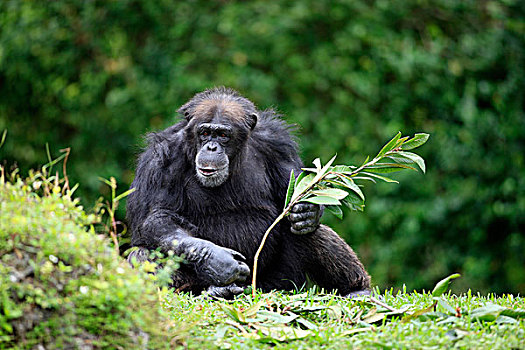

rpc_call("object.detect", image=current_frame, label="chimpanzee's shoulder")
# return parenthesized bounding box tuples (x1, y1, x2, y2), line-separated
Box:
(250, 109, 299, 160)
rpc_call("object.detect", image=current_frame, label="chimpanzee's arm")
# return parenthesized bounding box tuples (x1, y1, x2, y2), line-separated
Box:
(126, 136, 249, 287)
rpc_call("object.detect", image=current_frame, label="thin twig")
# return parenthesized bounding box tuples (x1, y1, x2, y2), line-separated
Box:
(347, 152, 393, 178)
(60, 147, 71, 193)
(251, 210, 288, 297)
(105, 204, 120, 255)
(252, 188, 313, 297)
(370, 296, 396, 312)
(225, 320, 248, 334)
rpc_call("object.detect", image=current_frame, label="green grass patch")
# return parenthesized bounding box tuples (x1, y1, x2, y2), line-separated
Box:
(165, 286, 524, 349)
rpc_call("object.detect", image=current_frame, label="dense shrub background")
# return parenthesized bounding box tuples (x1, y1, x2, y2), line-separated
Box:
(1, 0, 523, 294)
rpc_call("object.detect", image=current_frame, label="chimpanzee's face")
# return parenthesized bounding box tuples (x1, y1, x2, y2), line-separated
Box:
(178, 89, 258, 188)
(194, 121, 233, 187)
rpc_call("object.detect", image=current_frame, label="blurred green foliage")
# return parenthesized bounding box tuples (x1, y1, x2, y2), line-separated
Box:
(0, 0, 523, 294)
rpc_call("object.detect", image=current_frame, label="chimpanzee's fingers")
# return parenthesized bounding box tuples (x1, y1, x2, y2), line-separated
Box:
(290, 202, 318, 213)
(235, 262, 250, 282)
(291, 219, 317, 230)
(227, 284, 245, 296)
(225, 247, 246, 261)
(205, 284, 245, 299)
(289, 211, 316, 223)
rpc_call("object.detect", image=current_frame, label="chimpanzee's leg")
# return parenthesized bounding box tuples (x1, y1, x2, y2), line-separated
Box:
(294, 225, 371, 295)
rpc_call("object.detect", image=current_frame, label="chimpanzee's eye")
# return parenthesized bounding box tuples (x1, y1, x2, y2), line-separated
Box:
(201, 131, 209, 137)
(220, 132, 226, 138)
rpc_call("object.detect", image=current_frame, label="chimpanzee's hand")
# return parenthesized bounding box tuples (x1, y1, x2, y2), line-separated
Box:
(288, 203, 323, 235)
(203, 283, 245, 299)
(190, 241, 250, 286)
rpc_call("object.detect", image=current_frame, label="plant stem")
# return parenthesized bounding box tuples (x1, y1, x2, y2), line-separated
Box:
(251, 208, 289, 297)
(370, 296, 396, 312)
(349, 154, 387, 177)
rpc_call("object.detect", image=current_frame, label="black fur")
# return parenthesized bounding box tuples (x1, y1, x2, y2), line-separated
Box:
(126, 87, 371, 296)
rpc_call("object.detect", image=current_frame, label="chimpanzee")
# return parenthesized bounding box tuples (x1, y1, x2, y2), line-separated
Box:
(126, 87, 370, 298)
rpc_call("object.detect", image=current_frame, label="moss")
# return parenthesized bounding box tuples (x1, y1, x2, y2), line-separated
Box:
(0, 172, 172, 349)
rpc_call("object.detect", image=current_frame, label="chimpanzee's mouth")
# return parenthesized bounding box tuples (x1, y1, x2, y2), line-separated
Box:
(198, 167, 220, 177)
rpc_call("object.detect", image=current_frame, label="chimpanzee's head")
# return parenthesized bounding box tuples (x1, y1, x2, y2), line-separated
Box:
(178, 87, 258, 187)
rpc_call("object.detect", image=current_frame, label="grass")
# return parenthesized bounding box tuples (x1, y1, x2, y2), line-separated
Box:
(163, 285, 524, 349)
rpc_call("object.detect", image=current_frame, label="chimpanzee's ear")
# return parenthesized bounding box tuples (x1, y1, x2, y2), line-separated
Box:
(177, 105, 192, 121)
(246, 112, 258, 131)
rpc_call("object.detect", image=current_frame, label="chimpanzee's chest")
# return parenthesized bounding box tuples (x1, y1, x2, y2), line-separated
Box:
(191, 204, 279, 248)
(180, 175, 285, 259)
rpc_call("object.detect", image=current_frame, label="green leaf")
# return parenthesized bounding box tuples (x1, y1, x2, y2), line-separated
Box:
(336, 175, 364, 200)
(394, 136, 410, 149)
(437, 298, 456, 315)
(364, 167, 402, 174)
(219, 303, 246, 323)
(362, 312, 387, 324)
(470, 304, 507, 322)
(401, 133, 430, 150)
(397, 151, 426, 173)
(360, 172, 399, 183)
(359, 155, 370, 168)
(500, 308, 525, 319)
(296, 317, 318, 330)
(292, 155, 339, 203)
(342, 191, 365, 211)
(255, 310, 299, 324)
(302, 195, 341, 206)
(350, 204, 365, 211)
(243, 300, 265, 318)
(431, 273, 461, 297)
(469, 304, 525, 322)
(343, 191, 364, 205)
(312, 154, 337, 183)
(340, 327, 374, 336)
(311, 188, 348, 200)
(402, 300, 438, 323)
(376, 132, 401, 158)
(330, 165, 356, 174)
(0, 129, 7, 149)
(352, 176, 377, 183)
(295, 170, 307, 184)
(114, 188, 136, 203)
(325, 205, 343, 219)
(313, 158, 322, 170)
(365, 163, 416, 173)
(291, 173, 315, 202)
(284, 169, 295, 209)
(248, 324, 311, 342)
(387, 153, 417, 166)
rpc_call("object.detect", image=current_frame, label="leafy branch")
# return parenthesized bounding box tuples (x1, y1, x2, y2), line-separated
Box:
(251, 132, 429, 297)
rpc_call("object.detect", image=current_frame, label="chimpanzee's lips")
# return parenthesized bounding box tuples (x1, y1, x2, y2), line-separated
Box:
(198, 167, 218, 177)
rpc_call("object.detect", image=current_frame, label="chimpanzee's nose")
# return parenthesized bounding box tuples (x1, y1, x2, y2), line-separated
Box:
(206, 142, 218, 152)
